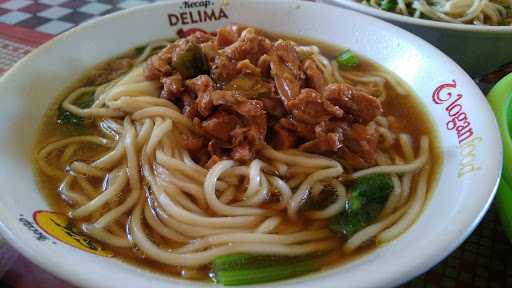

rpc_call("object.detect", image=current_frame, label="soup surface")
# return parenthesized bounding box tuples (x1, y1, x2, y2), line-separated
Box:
(33, 26, 440, 285)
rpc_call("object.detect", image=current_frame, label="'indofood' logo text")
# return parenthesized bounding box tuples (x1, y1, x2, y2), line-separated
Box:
(432, 80, 481, 178)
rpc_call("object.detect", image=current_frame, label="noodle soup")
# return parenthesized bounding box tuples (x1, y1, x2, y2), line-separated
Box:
(352, 0, 512, 26)
(33, 26, 440, 285)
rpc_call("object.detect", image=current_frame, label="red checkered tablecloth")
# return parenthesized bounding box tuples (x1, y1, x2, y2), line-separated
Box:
(0, 1, 511, 288)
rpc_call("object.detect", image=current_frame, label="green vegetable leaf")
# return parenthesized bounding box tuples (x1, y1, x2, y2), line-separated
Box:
(57, 108, 83, 126)
(57, 88, 96, 127)
(328, 174, 393, 239)
(328, 203, 383, 238)
(134, 45, 147, 56)
(380, 0, 397, 11)
(211, 254, 321, 285)
(336, 50, 359, 69)
(346, 174, 393, 215)
(174, 42, 209, 79)
(419, 12, 432, 20)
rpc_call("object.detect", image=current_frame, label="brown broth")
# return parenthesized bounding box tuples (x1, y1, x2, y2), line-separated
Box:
(32, 33, 441, 283)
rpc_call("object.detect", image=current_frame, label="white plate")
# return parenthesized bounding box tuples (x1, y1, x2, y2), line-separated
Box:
(0, 1, 502, 287)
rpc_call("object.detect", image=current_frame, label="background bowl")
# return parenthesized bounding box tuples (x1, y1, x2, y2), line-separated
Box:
(487, 73, 512, 241)
(0, 0, 502, 287)
(324, 0, 512, 77)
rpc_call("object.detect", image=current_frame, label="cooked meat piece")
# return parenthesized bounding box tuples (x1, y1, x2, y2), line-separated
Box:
(230, 142, 253, 163)
(201, 40, 219, 62)
(310, 120, 378, 169)
(303, 58, 326, 93)
(179, 129, 209, 166)
(272, 41, 303, 77)
(229, 128, 260, 163)
(144, 38, 210, 81)
(324, 83, 382, 124)
(144, 37, 210, 81)
(211, 91, 267, 154)
(216, 25, 239, 48)
(278, 117, 376, 169)
(312, 121, 378, 169)
(236, 60, 261, 76)
(160, 74, 183, 100)
(287, 88, 343, 124)
(180, 132, 205, 151)
(231, 116, 267, 146)
(201, 111, 239, 142)
(211, 55, 239, 84)
(144, 45, 173, 80)
(184, 31, 213, 44)
(269, 40, 304, 106)
(211, 90, 266, 117)
(223, 28, 272, 64)
(299, 132, 342, 153)
(272, 124, 297, 150)
(208, 140, 224, 157)
(181, 93, 199, 119)
(343, 124, 378, 169)
(223, 75, 272, 100)
(230, 25, 244, 36)
(148, 25, 385, 171)
(198, 90, 267, 164)
(279, 117, 316, 140)
(262, 97, 286, 118)
(185, 75, 215, 117)
(257, 54, 271, 77)
(339, 148, 370, 171)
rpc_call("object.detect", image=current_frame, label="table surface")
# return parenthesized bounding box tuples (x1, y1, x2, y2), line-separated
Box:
(1, 0, 512, 287)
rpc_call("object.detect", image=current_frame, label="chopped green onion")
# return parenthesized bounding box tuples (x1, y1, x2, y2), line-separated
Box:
(57, 88, 96, 127)
(211, 254, 321, 285)
(380, 0, 397, 11)
(419, 12, 433, 20)
(57, 109, 83, 126)
(336, 50, 359, 69)
(134, 45, 147, 56)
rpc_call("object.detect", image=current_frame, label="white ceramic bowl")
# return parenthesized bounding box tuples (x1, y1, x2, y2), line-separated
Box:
(324, 0, 512, 77)
(0, 1, 502, 287)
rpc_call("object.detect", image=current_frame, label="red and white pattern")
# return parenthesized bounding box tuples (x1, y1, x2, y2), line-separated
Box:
(0, 0, 162, 73)
(0, 0, 158, 35)
(0, 38, 31, 74)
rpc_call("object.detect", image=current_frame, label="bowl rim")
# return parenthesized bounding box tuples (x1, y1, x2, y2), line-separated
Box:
(0, 0, 503, 288)
(324, 0, 512, 33)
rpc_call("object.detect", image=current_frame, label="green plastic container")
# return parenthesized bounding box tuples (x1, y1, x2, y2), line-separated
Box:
(487, 73, 512, 241)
